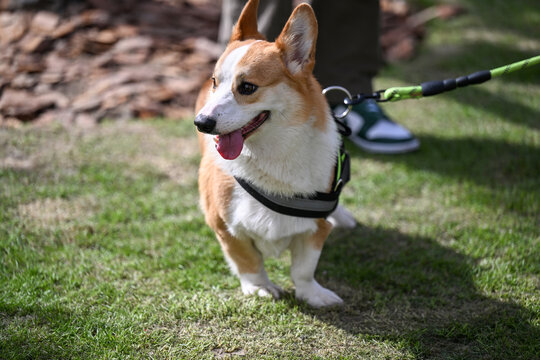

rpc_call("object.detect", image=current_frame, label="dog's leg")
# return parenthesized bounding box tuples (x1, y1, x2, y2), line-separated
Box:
(290, 219, 343, 307)
(216, 229, 282, 299)
(327, 205, 357, 229)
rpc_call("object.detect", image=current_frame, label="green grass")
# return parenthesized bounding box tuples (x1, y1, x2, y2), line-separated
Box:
(1, 1, 539, 358)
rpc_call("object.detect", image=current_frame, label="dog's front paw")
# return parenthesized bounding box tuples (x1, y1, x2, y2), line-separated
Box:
(240, 274, 283, 299)
(295, 280, 343, 308)
(328, 205, 357, 229)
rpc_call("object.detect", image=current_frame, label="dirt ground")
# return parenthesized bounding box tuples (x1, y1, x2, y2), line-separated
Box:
(0, 0, 462, 126)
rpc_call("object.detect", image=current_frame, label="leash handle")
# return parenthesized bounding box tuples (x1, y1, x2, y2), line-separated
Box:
(343, 55, 540, 104)
(382, 70, 492, 102)
(382, 55, 540, 102)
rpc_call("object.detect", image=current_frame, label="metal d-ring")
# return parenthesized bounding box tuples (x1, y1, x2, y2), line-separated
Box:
(322, 86, 353, 119)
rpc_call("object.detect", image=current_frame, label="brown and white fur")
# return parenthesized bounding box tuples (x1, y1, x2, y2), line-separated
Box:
(194, 0, 356, 307)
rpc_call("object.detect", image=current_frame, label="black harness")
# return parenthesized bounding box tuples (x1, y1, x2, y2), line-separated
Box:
(234, 117, 351, 219)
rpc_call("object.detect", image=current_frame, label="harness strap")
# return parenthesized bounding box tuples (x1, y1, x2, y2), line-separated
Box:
(234, 142, 350, 219)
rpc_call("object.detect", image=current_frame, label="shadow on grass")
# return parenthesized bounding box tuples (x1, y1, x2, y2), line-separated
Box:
(458, 0, 540, 42)
(0, 303, 87, 360)
(348, 135, 540, 216)
(308, 225, 539, 359)
(447, 86, 540, 131)
(406, 42, 540, 84)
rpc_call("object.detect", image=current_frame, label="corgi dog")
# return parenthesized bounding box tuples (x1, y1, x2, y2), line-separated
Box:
(194, 0, 356, 307)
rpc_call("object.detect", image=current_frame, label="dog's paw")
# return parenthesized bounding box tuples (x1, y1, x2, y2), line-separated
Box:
(240, 274, 283, 299)
(241, 282, 283, 299)
(295, 280, 343, 308)
(328, 205, 357, 229)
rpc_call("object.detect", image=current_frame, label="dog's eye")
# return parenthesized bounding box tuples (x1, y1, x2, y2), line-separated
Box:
(211, 76, 217, 89)
(238, 81, 258, 95)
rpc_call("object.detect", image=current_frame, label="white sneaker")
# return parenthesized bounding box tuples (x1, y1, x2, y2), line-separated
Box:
(335, 100, 420, 154)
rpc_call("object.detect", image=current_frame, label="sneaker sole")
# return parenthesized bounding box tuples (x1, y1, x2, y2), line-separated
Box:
(349, 136, 420, 154)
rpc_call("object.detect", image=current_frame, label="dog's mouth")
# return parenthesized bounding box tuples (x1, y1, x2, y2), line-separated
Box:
(215, 111, 270, 160)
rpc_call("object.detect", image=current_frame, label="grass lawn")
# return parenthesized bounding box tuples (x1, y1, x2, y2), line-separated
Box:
(1, 0, 539, 359)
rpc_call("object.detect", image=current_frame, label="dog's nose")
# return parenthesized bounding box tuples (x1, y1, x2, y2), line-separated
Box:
(194, 115, 217, 134)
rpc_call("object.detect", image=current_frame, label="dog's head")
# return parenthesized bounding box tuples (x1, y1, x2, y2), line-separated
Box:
(195, 0, 325, 160)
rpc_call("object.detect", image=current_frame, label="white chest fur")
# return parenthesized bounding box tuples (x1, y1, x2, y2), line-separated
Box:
(227, 183, 318, 258)
(205, 110, 340, 259)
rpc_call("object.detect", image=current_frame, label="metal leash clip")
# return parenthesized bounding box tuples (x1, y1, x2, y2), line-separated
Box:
(343, 90, 388, 105)
(322, 86, 353, 119)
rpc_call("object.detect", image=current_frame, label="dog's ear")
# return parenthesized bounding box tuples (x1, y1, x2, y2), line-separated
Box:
(275, 4, 318, 75)
(230, 0, 265, 42)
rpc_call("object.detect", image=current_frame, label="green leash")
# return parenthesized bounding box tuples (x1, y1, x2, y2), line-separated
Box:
(343, 55, 540, 106)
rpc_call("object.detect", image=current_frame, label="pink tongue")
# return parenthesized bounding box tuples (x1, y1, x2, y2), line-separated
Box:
(217, 129, 244, 160)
